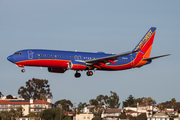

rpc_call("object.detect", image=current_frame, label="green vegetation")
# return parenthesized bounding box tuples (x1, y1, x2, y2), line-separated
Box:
(18, 78, 52, 100)
(0, 106, 23, 120)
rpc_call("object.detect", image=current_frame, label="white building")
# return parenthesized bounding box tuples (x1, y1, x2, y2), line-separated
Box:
(147, 112, 173, 120)
(73, 113, 94, 120)
(137, 103, 159, 117)
(0, 98, 55, 116)
(101, 108, 122, 120)
(123, 107, 137, 112)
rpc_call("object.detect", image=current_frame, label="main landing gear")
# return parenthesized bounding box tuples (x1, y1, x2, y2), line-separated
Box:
(86, 71, 93, 76)
(74, 70, 93, 78)
(75, 71, 81, 78)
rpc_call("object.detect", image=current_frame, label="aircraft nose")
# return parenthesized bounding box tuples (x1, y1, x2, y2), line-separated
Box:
(7, 55, 14, 63)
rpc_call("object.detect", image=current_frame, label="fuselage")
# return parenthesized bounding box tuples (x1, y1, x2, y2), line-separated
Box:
(7, 49, 148, 71)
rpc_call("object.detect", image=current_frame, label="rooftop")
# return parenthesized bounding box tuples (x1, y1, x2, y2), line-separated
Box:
(0, 99, 52, 105)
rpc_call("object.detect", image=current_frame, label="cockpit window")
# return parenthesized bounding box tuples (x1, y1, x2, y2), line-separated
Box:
(14, 53, 22, 55)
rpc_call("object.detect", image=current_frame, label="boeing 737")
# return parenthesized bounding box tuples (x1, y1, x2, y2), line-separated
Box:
(7, 27, 170, 78)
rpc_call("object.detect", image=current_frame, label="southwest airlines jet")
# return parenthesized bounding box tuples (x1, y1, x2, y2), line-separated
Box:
(7, 27, 170, 78)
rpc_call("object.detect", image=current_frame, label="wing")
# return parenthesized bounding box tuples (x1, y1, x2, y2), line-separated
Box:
(76, 50, 138, 69)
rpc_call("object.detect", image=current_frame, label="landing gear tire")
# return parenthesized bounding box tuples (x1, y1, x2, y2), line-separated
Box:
(75, 73, 81, 78)
(86, 71, 93, 76)
(21, 69, 25, 73)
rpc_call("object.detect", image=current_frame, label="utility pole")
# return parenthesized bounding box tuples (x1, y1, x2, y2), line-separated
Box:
(73, 103, 76, 114)
(60, 105, 62, 120)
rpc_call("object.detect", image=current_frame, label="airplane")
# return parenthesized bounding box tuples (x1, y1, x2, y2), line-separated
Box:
(7, 27, 170, 78)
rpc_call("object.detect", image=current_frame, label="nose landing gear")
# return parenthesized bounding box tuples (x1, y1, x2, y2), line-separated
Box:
(21, 69, 25, 73)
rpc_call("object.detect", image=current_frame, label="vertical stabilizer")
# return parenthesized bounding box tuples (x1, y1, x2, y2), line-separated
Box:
(133, 27, 156, 58)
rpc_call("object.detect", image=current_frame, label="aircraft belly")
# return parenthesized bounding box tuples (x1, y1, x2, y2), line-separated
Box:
(16, 59, 70, 68)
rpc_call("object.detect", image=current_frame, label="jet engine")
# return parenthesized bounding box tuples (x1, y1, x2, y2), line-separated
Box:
(68, 61, 87, 70)
(48, 68, 66, 73)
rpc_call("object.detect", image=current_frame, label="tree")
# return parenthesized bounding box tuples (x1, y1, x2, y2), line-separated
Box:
(78, 102, 88, 113)
(89, 91, 120, 118)
(157, 104, 163, 110)
(0, 92, 4, 98)
(90, 105, 104, 117)
(18, 78, 53, 100)
(119, 114, 127, 119)
(40, 93, 47, 101)
(106, 91, 120, 108)
(55, 99, 73, 111)
(6, 95, 15, 99)
(92, 116, 101, 120)
(62, 116, 72, 120)
(0, 111, 10, 120)
(134, 97, 144, 105)
(127, 115, 136, 120)
(9, 109, 16, 120)
(92, 91, 120, 108)
(159, 101, 171, 108)
(123, 95, 135, 107)
(54, 107, 64, 120)
(171, 98, 176, 108)
(136, 113, 147, 120)
(40, 108, 55, 120)
(16, 106, 23, 120)
(27, 113, 36, 120)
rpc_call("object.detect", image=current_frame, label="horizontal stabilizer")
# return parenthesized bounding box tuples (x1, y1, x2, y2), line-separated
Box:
(142, 54, 171, 61)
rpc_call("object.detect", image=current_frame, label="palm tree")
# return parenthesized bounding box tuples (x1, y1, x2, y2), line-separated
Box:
(9, 109, 16, 120)
(171, 98, 176, 109)
(157, 104, 163, 111)
(16, 106, 23, 120)
(40, 93, 47, 112)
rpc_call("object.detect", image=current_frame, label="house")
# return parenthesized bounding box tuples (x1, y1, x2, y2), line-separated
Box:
(161, 108, 178, 116)
(147, 112, 173, 120)
(83, 105, 106, 114)
(0, 97, 55, 116)
(123, 107, 137, 112)
(73, 113, 94, 120)
(174, 118, 180, 120)
(83, 105, 95, 113)
(63, 111, 75, 116)
(126, 111, 141, 117)
(101, 108, 123, 120)
(137, 103, 158, 117)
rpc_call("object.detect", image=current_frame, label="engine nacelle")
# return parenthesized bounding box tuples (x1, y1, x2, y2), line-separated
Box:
(48, 68, 66, 73)
(68, 61, 87, 70)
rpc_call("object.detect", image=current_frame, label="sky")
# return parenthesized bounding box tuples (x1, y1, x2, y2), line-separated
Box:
(0, 0, 179, 108)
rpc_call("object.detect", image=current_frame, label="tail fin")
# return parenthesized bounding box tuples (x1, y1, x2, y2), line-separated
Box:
(133, 27, 156, 58)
